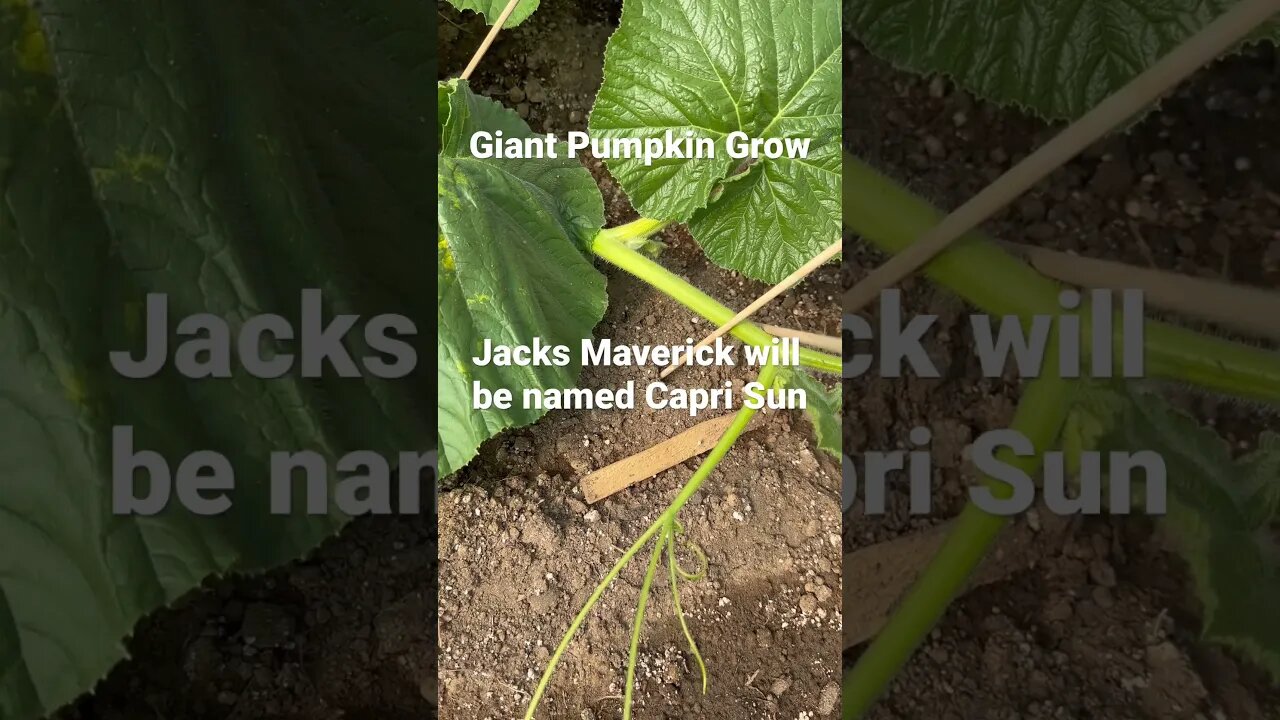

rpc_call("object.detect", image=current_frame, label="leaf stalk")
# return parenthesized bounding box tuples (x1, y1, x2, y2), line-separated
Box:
(592, 230, 842, 375)
(842, 151, 1280, 404)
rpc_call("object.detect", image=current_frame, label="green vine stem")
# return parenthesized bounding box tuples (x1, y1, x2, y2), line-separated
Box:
(668, 520, 709, 691)
(597, 217, 671, 247)
(525, 363, 780, 719)
(843, 151, 1280, 404)
(843, 364, 1073, 718)
(592, 228, 843, 375)
(623, 527, 669, 719)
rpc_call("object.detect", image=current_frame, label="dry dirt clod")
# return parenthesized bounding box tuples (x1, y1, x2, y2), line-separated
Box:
(1089, 559, 1118, 588)
(770, 676, 792, 697)
(817, 682, 840, 715)
(525, 78, 547, 103)
(1146, 641, 1182, 669)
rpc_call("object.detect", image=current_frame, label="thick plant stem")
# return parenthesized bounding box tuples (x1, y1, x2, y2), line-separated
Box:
(843, 369, 1072, 718)
(843, 151, 1280, 404)
(598, 217, 670, 246)
(524, 363, 778, 718)
(664, 362, 778, 510)
(593, 230, 842, 375)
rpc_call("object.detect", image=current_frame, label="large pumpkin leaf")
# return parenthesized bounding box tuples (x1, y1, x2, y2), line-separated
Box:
(437, 80, 606, 477)
(0, 1, 432, 716)
(780, 368, 842, 458)
(1094, 387, 1280, 682)
(847, 0, 1280, 121)
(444, 0, 540, 27)
(589, 0, 841, 283)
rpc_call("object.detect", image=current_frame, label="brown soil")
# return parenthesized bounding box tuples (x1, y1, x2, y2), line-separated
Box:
(55, 513, 437, 720)
(438, 2, 842, 718)
(842, 32, 1280, 720)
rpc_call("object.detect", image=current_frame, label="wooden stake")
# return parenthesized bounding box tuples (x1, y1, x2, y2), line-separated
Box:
(843, 509, 1068, 649)
(660, 239, 843, 379)
(758, 324, 842, 354)
(459, 0, 525, 81)
(1002, 241, 1280, 342)
(580, 414, 743, 504)
(843, 0, 1280, 314)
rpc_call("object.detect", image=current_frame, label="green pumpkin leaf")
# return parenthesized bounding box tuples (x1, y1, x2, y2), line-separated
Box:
(0, 1, 433, 716)
(1241, 431, 1280, 528)
(781, 368, 842, 458)
(589, 0, 841, 283)
(437, 80, 607, 477)
(1060, 380, 1128, 476)
(445, 0, 540, 27)
(848, 0, 1280, 121)
(1095, 387, 1280, 682)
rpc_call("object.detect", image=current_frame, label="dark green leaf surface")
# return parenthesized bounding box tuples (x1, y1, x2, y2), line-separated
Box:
(1241, 431, 1280, 528)
(782, 369, 841, 458)
(437, 80, 606, 476)
(0, 2, 432, 716)
(590, 0, 841, 282)
(847, 0, 1280, 120)
(1095, 388, 1280, 682)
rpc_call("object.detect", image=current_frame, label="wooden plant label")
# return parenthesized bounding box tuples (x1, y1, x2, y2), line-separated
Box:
(580, 413, 744, 504)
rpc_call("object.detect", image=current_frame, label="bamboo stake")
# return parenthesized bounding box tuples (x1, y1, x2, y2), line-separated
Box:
(1003, 241, 1280, 342)
(459, 0, 525, 81)
(660, 239, 843, 379)
(843, 0, 1280, 314)
(759, 324, 843, 353)
(580, 414, 742, 503)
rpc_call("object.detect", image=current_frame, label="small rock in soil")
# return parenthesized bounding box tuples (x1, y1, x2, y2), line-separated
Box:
(923, 135, 945, 159)
(1088, 559, 1118, 588)
(525, 78, 547, 103)
(1146, 642, 1182, 668)
(1044, 599, 1073, 623)
(817, 682, 839, 715)
(756, 628, 773, 648)
(814, 584, 832, 603)
(771, 676, 791, 696)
